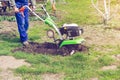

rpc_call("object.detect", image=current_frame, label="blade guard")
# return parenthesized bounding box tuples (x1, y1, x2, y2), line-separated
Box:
(59, 38, 85, 48)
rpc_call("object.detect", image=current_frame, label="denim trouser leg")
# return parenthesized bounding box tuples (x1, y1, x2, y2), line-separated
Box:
(15, 8, 29, 42)
(24, 8, 29, 31)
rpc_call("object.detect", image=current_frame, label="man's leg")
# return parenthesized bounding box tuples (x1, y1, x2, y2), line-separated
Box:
(24, 8, 29, 31)
(15, 12, 28, 43)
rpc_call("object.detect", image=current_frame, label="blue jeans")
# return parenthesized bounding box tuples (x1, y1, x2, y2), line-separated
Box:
(15, 2, 29, 42)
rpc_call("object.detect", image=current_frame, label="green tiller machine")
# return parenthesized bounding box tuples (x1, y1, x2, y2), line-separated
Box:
(23, 5, 85, 55)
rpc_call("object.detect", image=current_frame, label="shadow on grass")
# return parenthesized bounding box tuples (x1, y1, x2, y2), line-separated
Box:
(0, 31, 19, 43)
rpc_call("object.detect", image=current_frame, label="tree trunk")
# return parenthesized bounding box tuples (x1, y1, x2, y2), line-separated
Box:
(91, 0, 111, 24)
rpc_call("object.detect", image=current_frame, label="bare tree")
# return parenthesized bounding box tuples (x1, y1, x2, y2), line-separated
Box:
(91, 0, 111, 24)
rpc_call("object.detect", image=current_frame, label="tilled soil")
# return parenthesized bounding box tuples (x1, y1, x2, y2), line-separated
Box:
(12, 42, 89, 56)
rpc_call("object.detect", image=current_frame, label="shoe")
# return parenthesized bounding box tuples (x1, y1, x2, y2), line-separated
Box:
(23, 41, 29, 46)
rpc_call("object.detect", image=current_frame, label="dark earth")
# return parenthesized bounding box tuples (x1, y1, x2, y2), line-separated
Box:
(12, 42, 89, 56)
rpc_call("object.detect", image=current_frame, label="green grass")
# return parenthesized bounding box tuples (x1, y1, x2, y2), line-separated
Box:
(0, 0, 120, 80)
(56, 0, 100, 25)
(12, 52, 119, 80)
(14, 53, 99, 79)
(99, 69, 120, 80)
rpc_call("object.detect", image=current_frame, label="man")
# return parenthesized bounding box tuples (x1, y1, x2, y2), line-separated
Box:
(0, 0, 8, 12)
(10, 0, 36, 46)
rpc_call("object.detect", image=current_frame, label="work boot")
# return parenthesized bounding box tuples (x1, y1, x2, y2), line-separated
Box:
(23, 41, 29, 46)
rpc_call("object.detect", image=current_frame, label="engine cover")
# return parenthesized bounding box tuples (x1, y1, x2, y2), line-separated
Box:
(59, 23, 83, 37)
